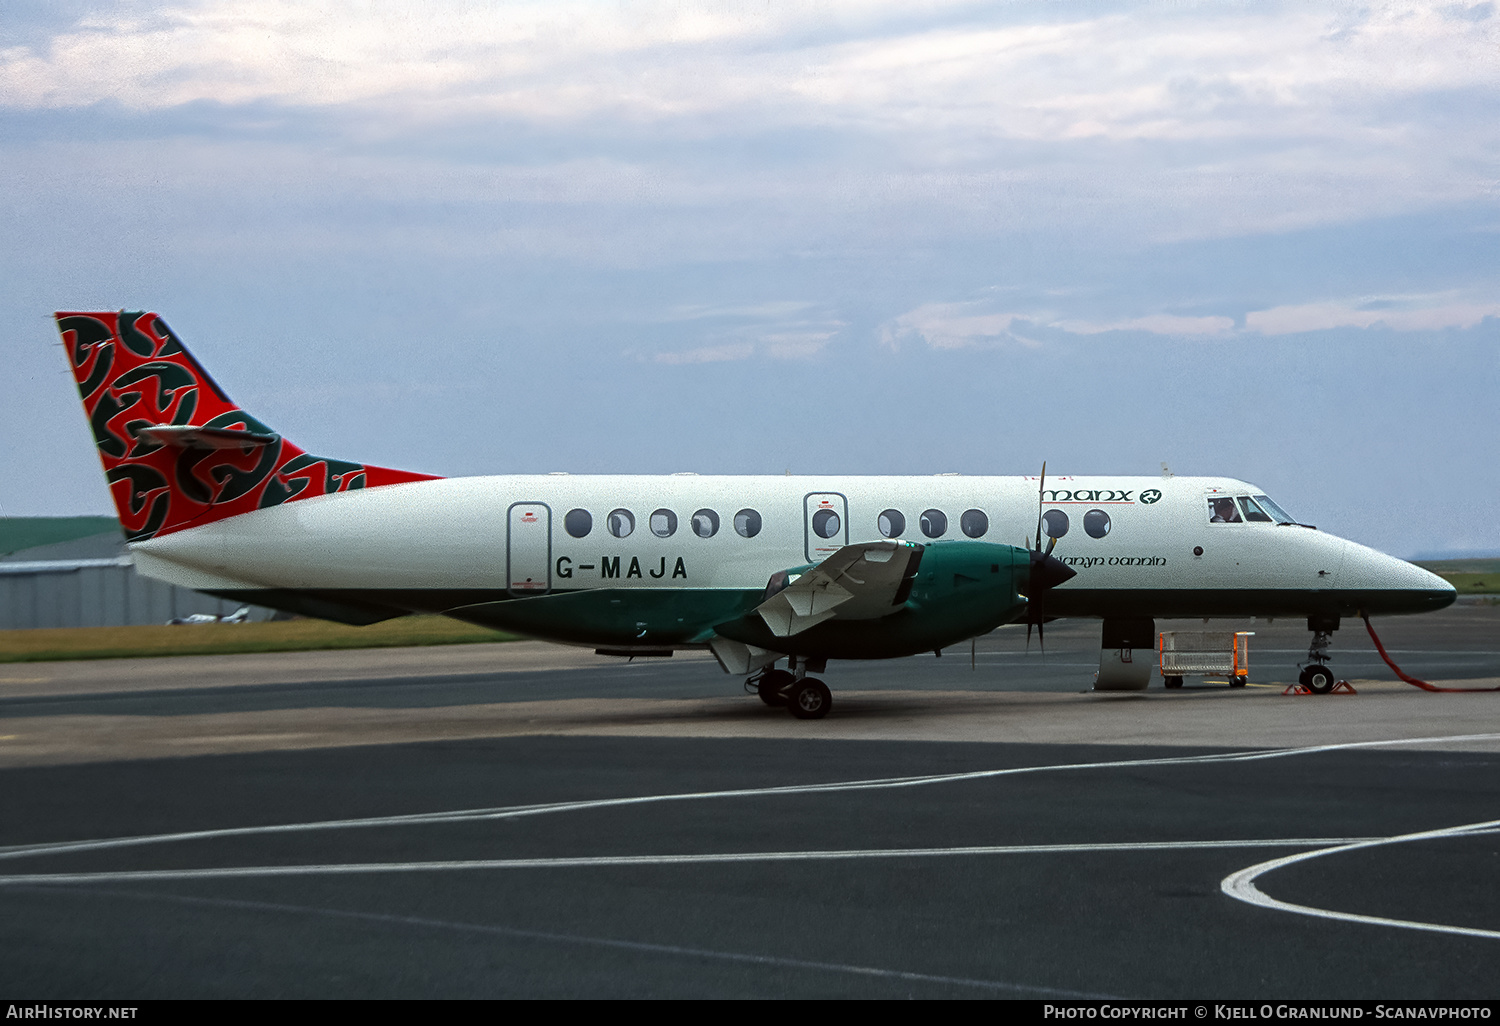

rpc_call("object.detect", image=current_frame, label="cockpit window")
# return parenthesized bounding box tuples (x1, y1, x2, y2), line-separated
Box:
(1237, 496, 1273, 523)
(1253, 494, 1296, 525)
(1208, 498, 1241, 524)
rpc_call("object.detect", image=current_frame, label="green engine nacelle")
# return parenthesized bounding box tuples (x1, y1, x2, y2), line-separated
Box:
(718, 540, 1031, 660)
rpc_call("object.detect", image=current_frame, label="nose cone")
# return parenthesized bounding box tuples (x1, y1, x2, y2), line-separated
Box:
(1342, 542, 1457, 614)
(1029, 550, 1077, 593)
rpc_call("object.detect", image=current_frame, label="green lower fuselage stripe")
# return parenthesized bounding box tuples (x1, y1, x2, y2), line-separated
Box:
(209, 584, 1455, 653)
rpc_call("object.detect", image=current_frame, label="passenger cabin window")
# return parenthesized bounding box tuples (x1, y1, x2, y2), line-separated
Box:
(1237, 496, 1273, 523)
(879, 509, 905, 538)
(650, 508, 677, 538)
(1208, 498, 1241, 524)
(735, 509, 762, 538)
(692, 508, 720, 538)
(564, 508, 592, 538)
(920, 509, 947, 538)
(960, 509, 988, 538)
(812, 508, 841, 539)
(1083, 509, 1111, 538)
(608, 508, 636, 538)
(1042, 509, 1069, 539)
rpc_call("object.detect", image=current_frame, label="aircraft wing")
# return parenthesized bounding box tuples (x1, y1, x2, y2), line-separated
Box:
(755, 540, 923, 637)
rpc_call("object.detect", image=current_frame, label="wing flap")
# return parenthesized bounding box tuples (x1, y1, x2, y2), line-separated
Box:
(755, 540, 922, 638)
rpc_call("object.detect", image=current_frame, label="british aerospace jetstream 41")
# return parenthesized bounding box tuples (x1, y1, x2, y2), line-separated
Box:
(55, 311, 1454, 718)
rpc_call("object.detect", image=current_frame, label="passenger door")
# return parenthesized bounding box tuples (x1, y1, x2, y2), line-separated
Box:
(507, 502, 551, 596)
(804, 492, 849, 564)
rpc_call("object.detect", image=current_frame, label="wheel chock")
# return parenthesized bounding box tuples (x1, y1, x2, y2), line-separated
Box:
(1281, 681, 1357, 695)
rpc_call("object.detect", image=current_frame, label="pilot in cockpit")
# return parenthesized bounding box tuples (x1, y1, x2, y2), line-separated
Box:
(1209, 498, 1242, 523)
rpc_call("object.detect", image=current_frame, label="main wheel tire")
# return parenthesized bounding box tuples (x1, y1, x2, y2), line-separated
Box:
(1164, 676, 1184, 689)
(1300, 664, 1335, 695)
(787, 678, 832, 720)
(1229, 676, 1247, 688)
(757, 669, 794, 707)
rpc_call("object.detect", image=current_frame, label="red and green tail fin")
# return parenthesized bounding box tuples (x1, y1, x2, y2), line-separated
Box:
(55, 311, 439, 542)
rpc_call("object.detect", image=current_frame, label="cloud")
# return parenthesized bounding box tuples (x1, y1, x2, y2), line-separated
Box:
(643, 300, 843, 363)
(879, 302, 1020, 350)
(1244, 299, 1500, 334)
(4, 1, 1499, 253)
(879, 302, 1240, 348)
(650, 342, 756, 365)
(883, 293, 1500, 347)
(648, 328, 838, 364)
(7, 2, 1499, 145)
(1055, 314, 1237, 337)
(761, 330, 837, 360)
(657, 300, 817, 323)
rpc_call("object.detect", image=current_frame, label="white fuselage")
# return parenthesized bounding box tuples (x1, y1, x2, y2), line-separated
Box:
(130, 473, 1449, 628)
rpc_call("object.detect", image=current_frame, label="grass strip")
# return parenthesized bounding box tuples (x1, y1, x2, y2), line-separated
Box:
(0, 616, 520, 663)
(1435, 573, 1498, 595)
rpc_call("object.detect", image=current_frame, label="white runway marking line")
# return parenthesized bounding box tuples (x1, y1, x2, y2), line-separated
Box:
(0, 838, 1380, 887)
(56, 886, 1111, 999)
(1222, 820, 1500, 941)
(0, 731, 1495, 884)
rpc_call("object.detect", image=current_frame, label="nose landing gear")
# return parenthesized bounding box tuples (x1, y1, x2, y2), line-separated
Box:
(1298, 663, 1337, 695)
(1299, 616, 1339, 694)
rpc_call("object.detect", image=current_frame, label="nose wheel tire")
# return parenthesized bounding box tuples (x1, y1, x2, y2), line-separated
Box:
(787, 678, 832, 720)
(1300, 664, 1335, 695)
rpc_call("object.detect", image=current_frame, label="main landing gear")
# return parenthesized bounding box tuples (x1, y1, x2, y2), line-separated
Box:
(1298, 616, 1339, 695)
(746, 657, 832, 720)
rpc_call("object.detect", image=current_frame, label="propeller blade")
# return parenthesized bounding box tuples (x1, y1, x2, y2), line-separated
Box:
(1024, 463, 1067, 659)
(1034, 461, 1046, 552)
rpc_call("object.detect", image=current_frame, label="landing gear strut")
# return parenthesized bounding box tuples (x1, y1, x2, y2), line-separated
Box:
(746, 657, 832, 719)
(1300, 616, 1339, 695)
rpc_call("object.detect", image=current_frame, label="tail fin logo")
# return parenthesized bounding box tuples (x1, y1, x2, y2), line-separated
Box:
(57, 311, 437, 542)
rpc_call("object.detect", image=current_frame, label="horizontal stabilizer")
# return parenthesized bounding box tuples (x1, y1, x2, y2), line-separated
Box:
(755, 540, 923, 638)
(135, 424, 280, 449)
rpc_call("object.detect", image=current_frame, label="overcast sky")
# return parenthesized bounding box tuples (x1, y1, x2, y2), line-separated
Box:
(2, 0, 1497, 558)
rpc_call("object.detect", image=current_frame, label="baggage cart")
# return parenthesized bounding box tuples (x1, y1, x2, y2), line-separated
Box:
(1159, 631, 1253, 689)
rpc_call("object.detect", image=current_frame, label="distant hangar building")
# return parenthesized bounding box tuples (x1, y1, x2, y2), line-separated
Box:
(0, 520, 272, 629)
